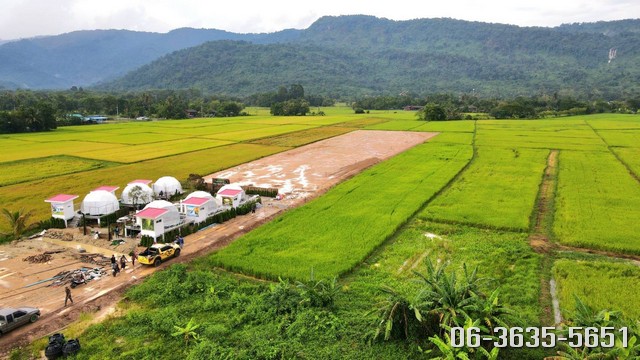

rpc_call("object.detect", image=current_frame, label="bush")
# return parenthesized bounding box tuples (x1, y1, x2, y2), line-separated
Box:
(354, 108, 365, 114)
(140, 235, 154, 248)
(39, 217, 67, 230)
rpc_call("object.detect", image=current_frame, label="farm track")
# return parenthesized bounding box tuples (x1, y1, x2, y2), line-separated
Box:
(527, 146, 640, 325)
(528, 150, 559, 326)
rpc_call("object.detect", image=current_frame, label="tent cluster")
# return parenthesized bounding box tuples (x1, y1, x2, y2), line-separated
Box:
(45, 177, 258, 241)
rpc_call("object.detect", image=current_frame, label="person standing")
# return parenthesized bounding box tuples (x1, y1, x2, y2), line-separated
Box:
(120, 254, 128, 270)
(114, 225, 120, 238)
(131, 250, 137, 267)
(65, 286, 73, 306)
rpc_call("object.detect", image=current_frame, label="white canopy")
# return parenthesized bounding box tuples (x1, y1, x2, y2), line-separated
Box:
(81, 190, 119, 216)
(153, 176, 183, 197)
(121, 183, 154, 205)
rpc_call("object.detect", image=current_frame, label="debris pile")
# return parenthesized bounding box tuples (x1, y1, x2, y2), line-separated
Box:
(23, 250, 64, 263)
(48, 267, 106, 287)
(44, 230, 74, 241)
(77, 253, 111, 266)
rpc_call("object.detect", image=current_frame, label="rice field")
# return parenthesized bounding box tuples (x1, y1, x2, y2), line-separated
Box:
(420, 147, 549, 230)
(250, 126, 354, 147)
(211, 142, 473, 281)
(553, 150, 640, 254)
(0, 156, 115, 186)
(553, 257, 640, 320)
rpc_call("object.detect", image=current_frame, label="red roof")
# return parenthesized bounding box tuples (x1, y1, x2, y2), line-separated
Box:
(128, 179, 152, 185)
(45, 194, 79, 203)
(218, 189, 242, 197)
(182, 197, 210, 206)
(136, 208, 168, 219)
(92, 186, 119, 193)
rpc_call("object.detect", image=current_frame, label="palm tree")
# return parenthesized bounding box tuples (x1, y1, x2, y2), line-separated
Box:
(171, 318, 200, 345)
(414, 259, 483, 330)
(370, 285, 423, 341)
(1, 208, 34, 240)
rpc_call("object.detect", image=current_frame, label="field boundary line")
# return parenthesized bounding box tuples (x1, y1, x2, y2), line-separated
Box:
(584, 120, 640, 183)
(341, 122, 478, 279)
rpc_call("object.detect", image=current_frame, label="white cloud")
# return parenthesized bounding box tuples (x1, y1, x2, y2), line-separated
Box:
(0, 0, 638, 40)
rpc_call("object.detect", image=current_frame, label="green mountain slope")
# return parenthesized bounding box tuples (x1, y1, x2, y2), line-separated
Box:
(100, 16, 640, 98)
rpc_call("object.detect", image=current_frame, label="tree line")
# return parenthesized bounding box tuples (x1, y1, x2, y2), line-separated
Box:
(352, 93, 640, 120)
(1, 87, 638, 134)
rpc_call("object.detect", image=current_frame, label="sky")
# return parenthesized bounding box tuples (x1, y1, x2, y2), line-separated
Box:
(1, 0, 639, 40)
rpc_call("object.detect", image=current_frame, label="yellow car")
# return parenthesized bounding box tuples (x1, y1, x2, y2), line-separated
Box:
(138, 243, 181, 266)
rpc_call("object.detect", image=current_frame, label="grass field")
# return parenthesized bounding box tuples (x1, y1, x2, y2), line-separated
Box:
(553, 150, 640, 254)
(421, 147, 549, 230)
(250, 126, 354, 147)
(211, 142, 473, 281)
(0, 156, 115, 186)
(553, 257, 640, 320)
(611, 147, 640, 178)
(8, 112, 640, 360)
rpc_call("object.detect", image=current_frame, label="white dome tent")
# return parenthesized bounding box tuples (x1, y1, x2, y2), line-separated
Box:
(81, 190, 120, 218)
(153, 176, 183, 199)
(121, 183, 154, 206)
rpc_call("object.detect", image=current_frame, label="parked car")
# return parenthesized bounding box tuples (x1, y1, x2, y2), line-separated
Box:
(0, 307, 40, 335)
(138, 243, 181, 266)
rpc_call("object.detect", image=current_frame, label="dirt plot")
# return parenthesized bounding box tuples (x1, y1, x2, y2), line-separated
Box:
(207, 130, 437, 200)
(0, 130, 435, 353)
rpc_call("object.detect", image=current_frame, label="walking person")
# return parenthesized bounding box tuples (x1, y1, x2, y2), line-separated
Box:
(120, 254, 128, 270)
(131, 249, 137, 267)
(64, 286, 73, 306)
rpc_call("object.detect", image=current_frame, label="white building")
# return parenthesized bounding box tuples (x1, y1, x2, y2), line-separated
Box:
(45, 194, 79, 227)
(216, 184, 247, 208)
(181, 191, 224, 223)
(136, 200, 182, 240)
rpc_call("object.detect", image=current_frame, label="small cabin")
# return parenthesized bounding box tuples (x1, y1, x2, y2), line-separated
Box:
(45, 194, 79, 227)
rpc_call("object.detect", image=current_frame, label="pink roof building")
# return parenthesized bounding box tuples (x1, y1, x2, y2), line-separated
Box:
(45, 194, 79, 203)
(136, 207, 168, 219)
(182, 197, 210, 206)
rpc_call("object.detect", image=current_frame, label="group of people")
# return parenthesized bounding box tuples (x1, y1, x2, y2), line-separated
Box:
(110, 253, 135, 276)
(174, 235, 184, 248)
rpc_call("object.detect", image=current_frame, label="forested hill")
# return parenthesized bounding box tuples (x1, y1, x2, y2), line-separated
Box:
(99, 16, 640, 98)
(2, 15, 640, 98)
(0, 28, 300, 89)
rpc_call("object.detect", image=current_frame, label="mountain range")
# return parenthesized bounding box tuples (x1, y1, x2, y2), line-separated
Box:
(1, 16, 639, 98)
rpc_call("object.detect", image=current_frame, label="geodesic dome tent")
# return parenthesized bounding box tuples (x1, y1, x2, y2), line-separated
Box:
(153, 176, 183, 198)
(141, 200, 181, 228)
(81, 190, 120, 216)
(121, 183, 154, 206)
